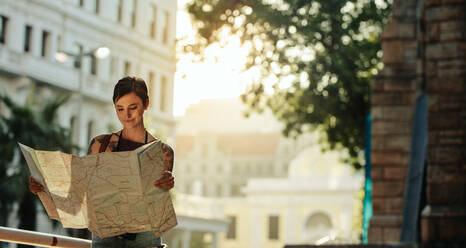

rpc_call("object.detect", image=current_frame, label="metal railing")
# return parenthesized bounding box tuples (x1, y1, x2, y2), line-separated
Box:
(0, 226, 91, 248)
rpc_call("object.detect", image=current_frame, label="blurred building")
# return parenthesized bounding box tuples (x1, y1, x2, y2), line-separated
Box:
(0, 1, 228, 247)
(174, 98, 363, 248)
(221, 146, 362, 248)
(175, 98, 312, 198)
(0, 0, 177, 151)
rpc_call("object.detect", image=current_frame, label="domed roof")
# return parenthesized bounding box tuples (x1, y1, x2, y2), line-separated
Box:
(288, 146, 346, 178)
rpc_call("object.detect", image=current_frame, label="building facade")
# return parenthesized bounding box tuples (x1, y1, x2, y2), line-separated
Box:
(0, 0, 177, 153)
(219, 146, 363, 248)
(175, 99, 363, 248)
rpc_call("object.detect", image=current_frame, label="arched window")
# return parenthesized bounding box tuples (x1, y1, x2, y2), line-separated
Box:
(303, 212, 333, 243)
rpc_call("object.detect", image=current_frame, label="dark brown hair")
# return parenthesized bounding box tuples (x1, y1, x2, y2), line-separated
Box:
(112, 76, 149, 106)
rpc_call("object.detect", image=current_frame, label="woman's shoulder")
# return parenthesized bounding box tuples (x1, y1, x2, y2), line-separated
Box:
(87, 133, 115, 154)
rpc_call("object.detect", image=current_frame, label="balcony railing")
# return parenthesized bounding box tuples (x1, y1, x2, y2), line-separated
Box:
(0, 226, 91, 248)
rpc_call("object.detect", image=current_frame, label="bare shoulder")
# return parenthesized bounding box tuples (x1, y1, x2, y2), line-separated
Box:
(87, 134, 110, 155)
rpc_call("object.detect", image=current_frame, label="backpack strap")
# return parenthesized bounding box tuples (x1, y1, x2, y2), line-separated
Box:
(99, 134, 112, 153)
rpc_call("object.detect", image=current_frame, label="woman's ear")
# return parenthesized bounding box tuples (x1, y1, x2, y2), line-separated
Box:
(144, 100, 149, 110)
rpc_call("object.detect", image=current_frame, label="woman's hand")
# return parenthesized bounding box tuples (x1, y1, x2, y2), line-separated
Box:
(29, 176, 44, 194)
(154, 171, 174, 190)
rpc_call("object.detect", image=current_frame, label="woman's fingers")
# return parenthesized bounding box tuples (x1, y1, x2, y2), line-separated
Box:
(29, 177, 44, 194)
(154, 175, 174, 189)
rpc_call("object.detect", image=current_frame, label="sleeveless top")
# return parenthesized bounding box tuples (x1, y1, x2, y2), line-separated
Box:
(115, 129, 148, 152)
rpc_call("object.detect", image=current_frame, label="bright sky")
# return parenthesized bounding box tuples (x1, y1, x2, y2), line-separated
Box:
(173, 0, 251, 116)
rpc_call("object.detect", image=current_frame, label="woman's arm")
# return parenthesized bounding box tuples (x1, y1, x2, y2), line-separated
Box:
(154, 143, 175, 190)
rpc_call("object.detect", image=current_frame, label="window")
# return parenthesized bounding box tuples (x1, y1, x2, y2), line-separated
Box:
(150, 5, 157, 38)
(73, 43, 83, 68)
(124, 61, 131, 75)
(162, 11, 169, 45)
(226, 216, 236, 239)
(94, 0, 100, 14)
(79, 0, 84, 7)
(70, 116, 78, 150)
(216, 184, 222, 197)
(90, 54, 97, 75)
(0, 15, 7, 44)
(24, 25, 32, 52)
(131, 0, 138, 28)
(160, 76, 167, 112)
(305, 213, 332, 242)
(117, 0, 123, 23)
(231, 184, 241, 196)
(202, 143, 208, 156)
(268, 215, 280, 240)
(148, 71, 155, 107)
(41, 30, 50, 57)
(87, 120, 95, 146)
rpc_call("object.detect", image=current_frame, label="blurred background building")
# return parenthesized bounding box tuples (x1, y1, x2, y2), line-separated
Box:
(174, 99, 363, 248)
(0, 1, 228, 247)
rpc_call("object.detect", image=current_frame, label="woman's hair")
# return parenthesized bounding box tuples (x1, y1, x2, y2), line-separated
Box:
(112, 76, 149, 106)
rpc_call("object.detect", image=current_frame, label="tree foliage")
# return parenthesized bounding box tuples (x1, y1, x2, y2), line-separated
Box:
(0, 93, 75, 239)
(183, 0, 392, 168)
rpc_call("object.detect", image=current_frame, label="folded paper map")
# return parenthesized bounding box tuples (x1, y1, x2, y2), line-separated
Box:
(18, 141, 177, 238)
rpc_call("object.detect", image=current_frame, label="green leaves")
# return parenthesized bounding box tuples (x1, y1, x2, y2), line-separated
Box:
(184, 0, 392, 168)
(0, 93, 73, 228)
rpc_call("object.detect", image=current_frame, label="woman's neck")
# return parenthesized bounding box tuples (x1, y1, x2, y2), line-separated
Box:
(121, 123, 146, 141)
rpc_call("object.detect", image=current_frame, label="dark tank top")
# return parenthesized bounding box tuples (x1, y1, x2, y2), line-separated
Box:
(115, 129, 148, 152)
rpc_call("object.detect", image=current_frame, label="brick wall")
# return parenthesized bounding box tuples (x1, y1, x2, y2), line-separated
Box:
(370, 0, 466, 244)
(369, 0, 420, 242)
(420, 0, 466, 243)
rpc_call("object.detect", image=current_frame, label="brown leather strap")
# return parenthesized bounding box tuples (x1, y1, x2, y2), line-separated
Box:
(98, 134, 112, 153)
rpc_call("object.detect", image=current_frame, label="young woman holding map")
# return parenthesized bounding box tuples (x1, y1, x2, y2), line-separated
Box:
(28, 76, 175, 248)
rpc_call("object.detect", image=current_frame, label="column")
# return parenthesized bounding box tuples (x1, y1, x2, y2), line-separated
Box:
(369, 0, 419, 243)
(181, 229, 191, 248)
(211, 232, 218, 248)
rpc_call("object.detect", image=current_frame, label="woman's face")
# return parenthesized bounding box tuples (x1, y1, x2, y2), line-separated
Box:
(114, 92, 148, 128)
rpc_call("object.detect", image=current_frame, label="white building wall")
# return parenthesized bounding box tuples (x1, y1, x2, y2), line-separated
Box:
(0, 0, 177, 153)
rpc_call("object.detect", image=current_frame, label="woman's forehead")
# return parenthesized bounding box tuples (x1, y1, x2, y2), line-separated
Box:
(114, 92, 142, 106)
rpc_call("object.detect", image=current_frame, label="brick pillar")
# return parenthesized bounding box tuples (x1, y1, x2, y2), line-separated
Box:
(369, 0, 420, 243)
(421, 0, 466, 243)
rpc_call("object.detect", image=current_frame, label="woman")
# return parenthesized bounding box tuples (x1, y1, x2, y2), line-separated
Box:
(29, 76, 175, 248)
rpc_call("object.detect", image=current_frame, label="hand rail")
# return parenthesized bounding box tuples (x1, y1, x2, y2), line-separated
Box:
(0, 226, 91, 248)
